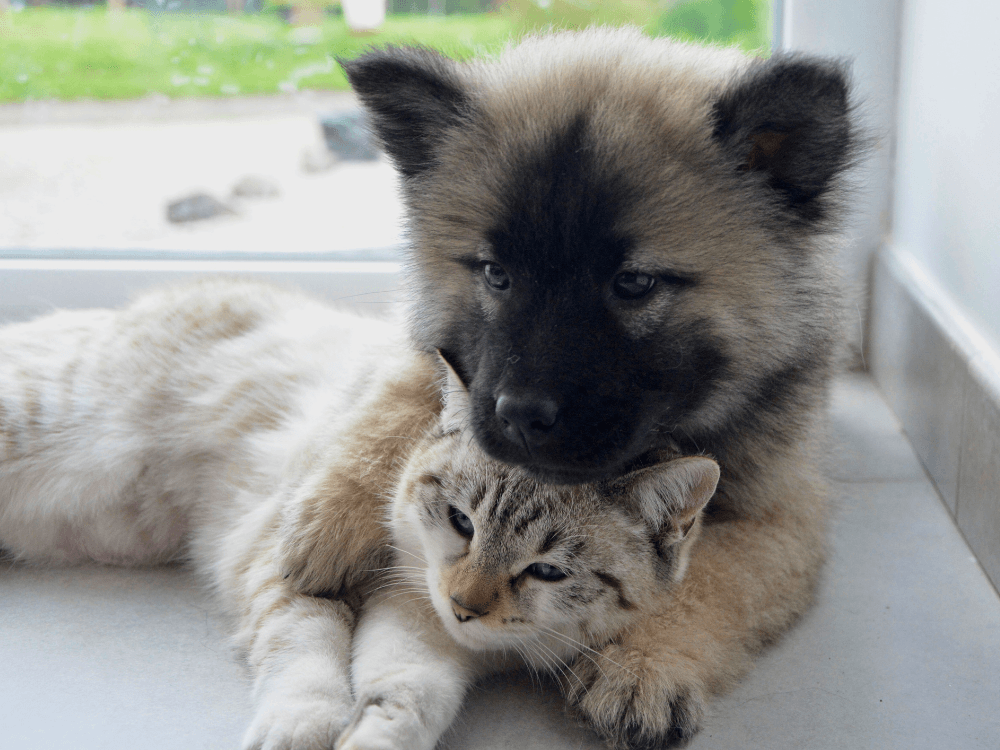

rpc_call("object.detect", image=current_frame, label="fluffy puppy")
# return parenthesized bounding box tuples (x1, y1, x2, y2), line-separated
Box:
(283, 28, 861, 748)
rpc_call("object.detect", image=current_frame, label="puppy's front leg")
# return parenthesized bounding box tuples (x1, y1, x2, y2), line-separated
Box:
(564, 468, 828, 749)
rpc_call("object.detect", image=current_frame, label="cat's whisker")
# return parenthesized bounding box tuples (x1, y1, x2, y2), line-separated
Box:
(385, 544, 428, 566)
(535, 625, 638, 681)
(366, 580, 418, 596)
(365, 567, 423, 584)
(376, 586, 431, 600)
(378, 591, 434, 610)
(513, 639, 546, 693)
(364, 565, 424, 574)
(529, 637, 581, 694)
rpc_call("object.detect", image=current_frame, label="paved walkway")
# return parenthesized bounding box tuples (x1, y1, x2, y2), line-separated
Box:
(0, 94, 405, 255)
(3, 373, 999, 749)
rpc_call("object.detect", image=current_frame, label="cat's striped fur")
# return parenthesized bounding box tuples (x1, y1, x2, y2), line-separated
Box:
(0, 279, 718, 750)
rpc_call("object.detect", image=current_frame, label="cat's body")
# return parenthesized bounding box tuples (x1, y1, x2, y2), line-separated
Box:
(0, 280, 718, 750)
(0, 281, 394, 568)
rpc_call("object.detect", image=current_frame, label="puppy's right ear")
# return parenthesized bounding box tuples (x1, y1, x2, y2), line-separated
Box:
(436, 349, 471, 434)
(713, 54, 857, 226)
(340, 47, 473, 178)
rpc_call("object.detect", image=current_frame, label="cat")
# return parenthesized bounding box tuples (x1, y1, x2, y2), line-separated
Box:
(0, 279, 719, 750)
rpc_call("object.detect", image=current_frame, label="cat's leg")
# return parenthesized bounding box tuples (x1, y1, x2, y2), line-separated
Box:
(209, 497, 358, 750)
(562, 459, 828, 749)
(336, 592, 474, 750)
(278, 352, 440, 599)
(240, 592, 355, 750)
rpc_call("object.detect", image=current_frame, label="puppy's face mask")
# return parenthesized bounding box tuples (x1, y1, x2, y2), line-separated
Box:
(343, 34, 858, 482)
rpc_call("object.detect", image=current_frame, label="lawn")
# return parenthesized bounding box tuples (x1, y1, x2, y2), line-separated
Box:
(0, 2, 769, 103)
(0, 9, 516, 102)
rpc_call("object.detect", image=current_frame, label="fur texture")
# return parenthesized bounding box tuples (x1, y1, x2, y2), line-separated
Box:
(0, 279, 720, 750)
(344, 28, 857, 490)
(287, 27, 860, 747)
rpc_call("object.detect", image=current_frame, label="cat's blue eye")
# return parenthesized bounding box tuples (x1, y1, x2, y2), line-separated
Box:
(525, 562, 568, 582)
(448, 506, 475, 539)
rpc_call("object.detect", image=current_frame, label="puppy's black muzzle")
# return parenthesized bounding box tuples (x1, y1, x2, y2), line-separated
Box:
(495, 391, 559, 452)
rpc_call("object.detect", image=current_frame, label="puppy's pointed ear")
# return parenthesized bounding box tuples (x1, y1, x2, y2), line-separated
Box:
(340, 46, 472, 178)
(713, 54, 856, 224)
(436, 349, 471, 433)
(613, 456, 720, 556)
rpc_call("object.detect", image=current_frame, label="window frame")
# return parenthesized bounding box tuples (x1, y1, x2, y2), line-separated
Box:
(0, 256, 402, 323)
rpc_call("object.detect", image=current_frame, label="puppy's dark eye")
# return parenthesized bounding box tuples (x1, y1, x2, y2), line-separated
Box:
(525, 562, 568, 582)
(612, 272, 656, 300)
(483, 263, 510, 291)
(448, 506, 475, 539)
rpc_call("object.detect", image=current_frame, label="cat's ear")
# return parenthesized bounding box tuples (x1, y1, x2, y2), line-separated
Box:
(340, 47, 472, 178)
(615, 456, 720, 550)
(712, 53, 856, 225)
(436, 349, 471, 433)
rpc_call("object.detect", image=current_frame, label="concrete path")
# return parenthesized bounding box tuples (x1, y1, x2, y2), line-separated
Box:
(0, 94, 405, 256)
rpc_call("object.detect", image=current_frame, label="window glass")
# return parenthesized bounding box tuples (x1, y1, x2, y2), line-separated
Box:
(0, 0, 772, 261)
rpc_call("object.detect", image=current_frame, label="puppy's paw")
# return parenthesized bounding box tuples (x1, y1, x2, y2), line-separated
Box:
(242, 695, 351, 750)
(563, 642, 706, 749)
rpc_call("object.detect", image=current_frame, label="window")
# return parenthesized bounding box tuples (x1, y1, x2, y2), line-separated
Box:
(0, 0, 773, 321)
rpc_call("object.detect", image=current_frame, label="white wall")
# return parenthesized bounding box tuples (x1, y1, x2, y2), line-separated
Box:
(859, 0, 1000, 590)
(892, 0, 1000, 353)
(781, 0, 901, 360)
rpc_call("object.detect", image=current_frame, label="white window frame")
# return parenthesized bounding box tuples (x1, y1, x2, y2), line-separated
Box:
(0, 257, 402, 323)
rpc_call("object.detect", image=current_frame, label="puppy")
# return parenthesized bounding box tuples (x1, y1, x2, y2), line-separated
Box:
(284, 27, 861, 748)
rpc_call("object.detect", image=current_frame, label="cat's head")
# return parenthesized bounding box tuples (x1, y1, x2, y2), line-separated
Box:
(390, 356, 719, 655)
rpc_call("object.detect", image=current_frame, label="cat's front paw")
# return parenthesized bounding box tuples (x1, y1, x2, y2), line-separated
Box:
(242, 696, 350, 750)
(564, 642, 706, 749)
(335, 698, 431, 750)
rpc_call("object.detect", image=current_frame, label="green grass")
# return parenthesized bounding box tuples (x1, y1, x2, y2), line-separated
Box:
(0, 3, 770, 103)
(0, 9, 516, 102)
(653, 0, 770, 54)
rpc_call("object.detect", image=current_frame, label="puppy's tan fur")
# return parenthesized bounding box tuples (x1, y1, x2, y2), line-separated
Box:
(286, 27, 859, 747)
(281, 351, 828, 746)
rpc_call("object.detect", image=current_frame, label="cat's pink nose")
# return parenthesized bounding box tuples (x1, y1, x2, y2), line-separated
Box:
(450, 596, 486, 623)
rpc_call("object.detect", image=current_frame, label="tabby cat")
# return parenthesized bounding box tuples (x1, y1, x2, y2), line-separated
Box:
(0, 280, 719, 750)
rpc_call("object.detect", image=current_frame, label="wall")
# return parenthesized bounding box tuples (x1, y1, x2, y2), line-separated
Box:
(780, 0, 902, 364)
(891, 0, 1000, 352)
(869, 0, 1000, 591)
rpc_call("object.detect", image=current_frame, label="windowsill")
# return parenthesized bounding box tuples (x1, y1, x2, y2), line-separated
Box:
(0, 256, 403, 324)
(3, 373, 998, 749)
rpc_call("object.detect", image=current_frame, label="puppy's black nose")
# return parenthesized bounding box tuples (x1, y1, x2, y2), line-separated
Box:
(495, 392, 559, 447)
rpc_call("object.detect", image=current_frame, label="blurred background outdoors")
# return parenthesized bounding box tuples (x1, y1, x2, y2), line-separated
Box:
(0, 0, 771, 256)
